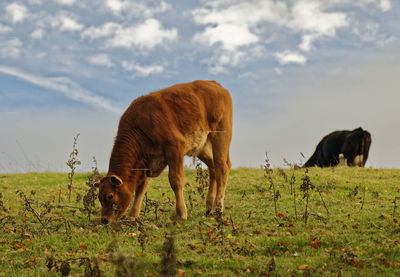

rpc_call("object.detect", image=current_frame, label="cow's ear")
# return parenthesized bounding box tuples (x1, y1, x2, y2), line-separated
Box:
(110, 175, 123, 186)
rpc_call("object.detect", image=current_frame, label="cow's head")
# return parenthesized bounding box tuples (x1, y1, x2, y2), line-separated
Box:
(95, 175, 133, 224)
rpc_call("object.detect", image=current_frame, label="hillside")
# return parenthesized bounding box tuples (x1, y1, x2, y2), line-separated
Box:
(0, 167, 400, 276)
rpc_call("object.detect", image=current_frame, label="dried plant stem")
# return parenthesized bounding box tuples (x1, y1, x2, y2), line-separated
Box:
(144, 193, 148, 215)
(293, 185, 298, 220)
(272, 184, 278, 217)
(304, 191, 310, 224)
(195, 158, 209, 200)
(0, 216, 13, 229)
(66, 134, 80, 202)
(290, 172, 298, 220)
(230, 213, 238, 234)
(264, 152, 278, 217)
(17, 191, 48, 233)
(188, 190, 193, 211)
(317, 187, 330, 215)
(360, 187, 366, 210)
(300, 169, 315, 224)
(161, 233, 176, 277)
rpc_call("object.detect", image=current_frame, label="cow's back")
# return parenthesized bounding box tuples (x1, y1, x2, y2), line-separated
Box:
(118, 80, 232, 155)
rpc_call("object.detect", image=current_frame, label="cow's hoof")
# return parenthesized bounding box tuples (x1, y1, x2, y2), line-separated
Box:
(180, 214, 188, 220)
(175, 211, 188, 220)
(128, 216, 139, 222)
(206, 209, 218, 217)
(175, 214, 187, 221)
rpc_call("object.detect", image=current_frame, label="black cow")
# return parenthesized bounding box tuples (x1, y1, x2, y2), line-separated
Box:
(304, 127, 372, 167)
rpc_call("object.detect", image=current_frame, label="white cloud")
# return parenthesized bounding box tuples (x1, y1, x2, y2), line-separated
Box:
(352, 19, 395, 46)
(238, 72, 259, 83)
(31, 29, 44, 39)
(290, 1, 349, 34)
(59, 15, 84, 31)
(36, 12, 84, 32)
(274, 50, 307, 65)
(6, 2, 28, 24)
(0, 66, 122, 113)
(290, 1, 349, 52)
(192, 0, 390, 71)
(0, 24, 12, 34)
(104, 0, 125, 14)
(193, 23, 259, 51)
(87, 53, 114, 67)
(106, 19, 177, 50)
(274, 67, 283, 75)
(353, 22, 379, 42)
(193, 0, 349, 51)
(83, 19, 177, 51)
(379, 0, 391, 12)
(53, 0, 76, 6)
(192, 0, 343, 71)
(0, 38, 22, 58)
(302, 0, 392, 12)
(192, 1, 287, 51)
(200, 44, 267, 74)
(121, 61, 164, 77)
(202, 50, 245, 74)
(299, 34, 319, 51)
(81, 22, 120, 40)
(103, 0, 170, 18)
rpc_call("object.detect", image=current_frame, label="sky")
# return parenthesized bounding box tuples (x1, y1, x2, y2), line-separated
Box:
(0, 0, 399, 173)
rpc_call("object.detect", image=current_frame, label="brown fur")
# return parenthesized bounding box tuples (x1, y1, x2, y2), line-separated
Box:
(96, 80, 233, 223)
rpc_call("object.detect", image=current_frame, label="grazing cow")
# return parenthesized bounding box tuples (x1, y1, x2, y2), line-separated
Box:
(304, 127, 371, 168)
(96, 80, 232, 224)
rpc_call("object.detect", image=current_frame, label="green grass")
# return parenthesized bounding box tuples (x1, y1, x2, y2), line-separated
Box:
(1, 167, 400, 276)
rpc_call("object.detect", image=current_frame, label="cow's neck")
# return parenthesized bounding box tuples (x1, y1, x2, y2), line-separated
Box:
(108, 130, 142, 183)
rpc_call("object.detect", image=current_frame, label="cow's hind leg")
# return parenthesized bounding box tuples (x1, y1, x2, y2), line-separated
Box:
(166, 146, 188, 220)
(198, 140, 216, 215)
(128, 178, 149, 220)
(209, 131, 231, 215)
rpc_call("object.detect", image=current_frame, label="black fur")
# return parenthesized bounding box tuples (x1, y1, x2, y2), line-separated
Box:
(304, 127, 371, 167)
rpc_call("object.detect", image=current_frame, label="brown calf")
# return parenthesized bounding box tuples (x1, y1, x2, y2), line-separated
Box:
(96, 80, 232, 223)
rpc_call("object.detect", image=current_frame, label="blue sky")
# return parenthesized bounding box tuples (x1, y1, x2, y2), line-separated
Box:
(0, 0, 399, 172)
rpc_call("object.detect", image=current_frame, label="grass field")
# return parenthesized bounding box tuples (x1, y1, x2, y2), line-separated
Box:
(1, 166, 400, 276)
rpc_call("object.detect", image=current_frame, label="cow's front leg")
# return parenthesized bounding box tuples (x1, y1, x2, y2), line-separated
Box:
(128, 178, 149, 220)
